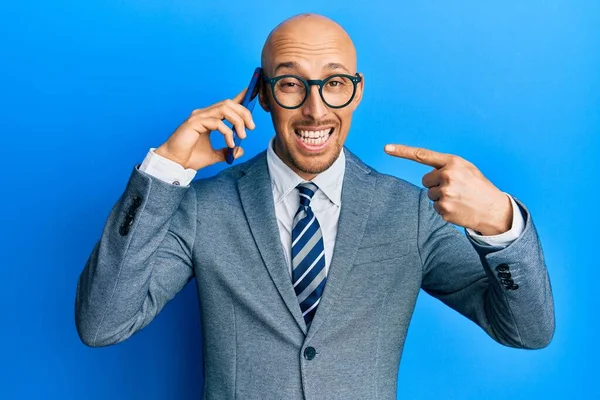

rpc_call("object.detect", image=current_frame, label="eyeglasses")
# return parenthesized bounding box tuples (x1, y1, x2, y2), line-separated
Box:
(262, 73, 362, 109)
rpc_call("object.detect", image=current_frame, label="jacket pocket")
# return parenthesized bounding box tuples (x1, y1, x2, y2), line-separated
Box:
(353, 239, 411, 265)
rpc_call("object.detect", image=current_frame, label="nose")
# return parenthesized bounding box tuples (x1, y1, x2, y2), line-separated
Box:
(301, 85, 328, 121)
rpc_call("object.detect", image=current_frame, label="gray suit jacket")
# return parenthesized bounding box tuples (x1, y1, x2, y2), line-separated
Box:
(75, 147, 554, 400)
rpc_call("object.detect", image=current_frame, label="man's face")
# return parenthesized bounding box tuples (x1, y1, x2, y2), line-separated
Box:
(259, 15, 363, 180)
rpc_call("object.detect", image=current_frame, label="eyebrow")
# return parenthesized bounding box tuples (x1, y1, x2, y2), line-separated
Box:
(325, 62, 350, 73)
(273, 61, 350, 75)
(273, 61, 296, 74)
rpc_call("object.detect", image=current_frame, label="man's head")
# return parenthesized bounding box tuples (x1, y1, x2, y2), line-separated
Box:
(259, 13, 364, 180)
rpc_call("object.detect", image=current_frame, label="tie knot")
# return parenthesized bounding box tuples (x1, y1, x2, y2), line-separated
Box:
(297, 182, 319, 207)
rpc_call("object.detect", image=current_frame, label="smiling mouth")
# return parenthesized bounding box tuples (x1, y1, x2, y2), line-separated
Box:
(294, 127, 334, 146)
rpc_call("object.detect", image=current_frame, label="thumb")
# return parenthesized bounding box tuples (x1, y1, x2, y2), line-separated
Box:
(232, 88, 248, 104)
(215, 146, 244, 163)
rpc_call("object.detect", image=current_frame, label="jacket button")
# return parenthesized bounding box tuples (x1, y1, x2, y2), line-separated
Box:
(510, 284, 520, 290)
(132, 196, 142, 207)
(304, 347, 316, 360)
(498, 272, 511, 279)
(496, 264, 509, 273)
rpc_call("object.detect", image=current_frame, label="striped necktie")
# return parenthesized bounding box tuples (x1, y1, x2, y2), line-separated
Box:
(291, 182, 327, 327)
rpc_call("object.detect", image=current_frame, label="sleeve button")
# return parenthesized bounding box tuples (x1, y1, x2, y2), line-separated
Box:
(501, 278, 514, 286)
(496, 264, 509, 273)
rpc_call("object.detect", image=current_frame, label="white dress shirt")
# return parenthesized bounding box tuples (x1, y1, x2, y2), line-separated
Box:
(265, 137, 345, 277)
(139, 137, 525, 277)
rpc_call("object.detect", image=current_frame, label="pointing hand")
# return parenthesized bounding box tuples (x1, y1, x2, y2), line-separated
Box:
(384, 144, 513, 236)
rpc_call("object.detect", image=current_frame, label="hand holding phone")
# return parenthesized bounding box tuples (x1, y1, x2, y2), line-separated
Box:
(226, 67, 263, 164)
(154, 68, 261, 171)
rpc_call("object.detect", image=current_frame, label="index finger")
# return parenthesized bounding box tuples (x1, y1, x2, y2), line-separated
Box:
(384, 144, 451, 169)
(232, 88, 248, 104)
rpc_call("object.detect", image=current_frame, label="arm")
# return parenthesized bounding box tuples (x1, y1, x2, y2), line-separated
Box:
(417, 188, 555, 349)
(75, 89, 255, 347)
(75, 166, 197, 347)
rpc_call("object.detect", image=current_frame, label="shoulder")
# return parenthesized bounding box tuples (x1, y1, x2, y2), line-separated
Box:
(190, 150, 266, 196)
(344, 146, 423, 198)
(344, 147, 427, 227)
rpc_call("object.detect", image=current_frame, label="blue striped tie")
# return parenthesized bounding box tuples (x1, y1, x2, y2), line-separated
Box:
(291, 182, 327, 327)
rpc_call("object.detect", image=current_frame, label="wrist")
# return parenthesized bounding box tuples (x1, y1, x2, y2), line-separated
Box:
(155, 145, 188, 169)
(474, 193, 513, 236)
(140, 148, 197, 186)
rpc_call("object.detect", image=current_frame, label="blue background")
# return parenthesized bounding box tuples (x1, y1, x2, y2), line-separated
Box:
(1, 0, 598, 398)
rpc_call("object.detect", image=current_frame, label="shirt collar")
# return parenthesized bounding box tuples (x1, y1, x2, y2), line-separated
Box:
(266, 135, 345, 207)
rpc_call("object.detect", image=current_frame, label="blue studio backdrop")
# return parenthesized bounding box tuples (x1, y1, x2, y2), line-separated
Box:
(0, 0, 598, 398)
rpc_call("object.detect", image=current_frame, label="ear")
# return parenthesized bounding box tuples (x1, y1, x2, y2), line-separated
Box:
(258, 82, 271, 112)
(351, 72, 365, 110)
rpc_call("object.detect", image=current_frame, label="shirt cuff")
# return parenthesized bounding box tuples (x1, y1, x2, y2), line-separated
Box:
(138, 148, 197, 186)
(465, 193, 525, 247)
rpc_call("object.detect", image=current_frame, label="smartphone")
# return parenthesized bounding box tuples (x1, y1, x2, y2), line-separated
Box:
(226, 67, 263, 164)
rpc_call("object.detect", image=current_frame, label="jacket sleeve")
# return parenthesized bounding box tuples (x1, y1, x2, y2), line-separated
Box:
(75, 166, 197, 347)
(418, 188, 555, 349)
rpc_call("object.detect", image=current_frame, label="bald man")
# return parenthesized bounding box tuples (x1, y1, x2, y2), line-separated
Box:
(76, 13, 554, 400)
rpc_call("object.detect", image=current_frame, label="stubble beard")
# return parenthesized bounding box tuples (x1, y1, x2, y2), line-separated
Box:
(288, 140, 342, 175)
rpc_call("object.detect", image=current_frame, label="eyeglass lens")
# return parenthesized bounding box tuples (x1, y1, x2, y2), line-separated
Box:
(273, 76, 355, 108)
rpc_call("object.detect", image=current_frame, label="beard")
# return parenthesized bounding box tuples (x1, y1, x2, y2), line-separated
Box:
(286, 136, 343, 175)
(270, 108, 345, 177)
(273, 117, 344, 177)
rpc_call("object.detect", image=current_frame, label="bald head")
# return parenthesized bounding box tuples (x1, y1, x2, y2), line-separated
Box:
(261, 14, 357, 77)
(257, 14, 364, 181)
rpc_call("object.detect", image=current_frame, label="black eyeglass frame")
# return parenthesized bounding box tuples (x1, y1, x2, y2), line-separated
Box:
(262, 73, 362, 109)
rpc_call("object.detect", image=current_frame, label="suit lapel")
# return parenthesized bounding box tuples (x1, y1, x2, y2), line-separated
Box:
(305, 148, 376, 341)
(237, 152, 308, 335)
(236, 147, 376, 338)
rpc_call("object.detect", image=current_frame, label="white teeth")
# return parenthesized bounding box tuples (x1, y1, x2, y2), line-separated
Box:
(298, 129, 329, 138)
(299, 134, 328, 145)
(295, 128, 332, 146)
